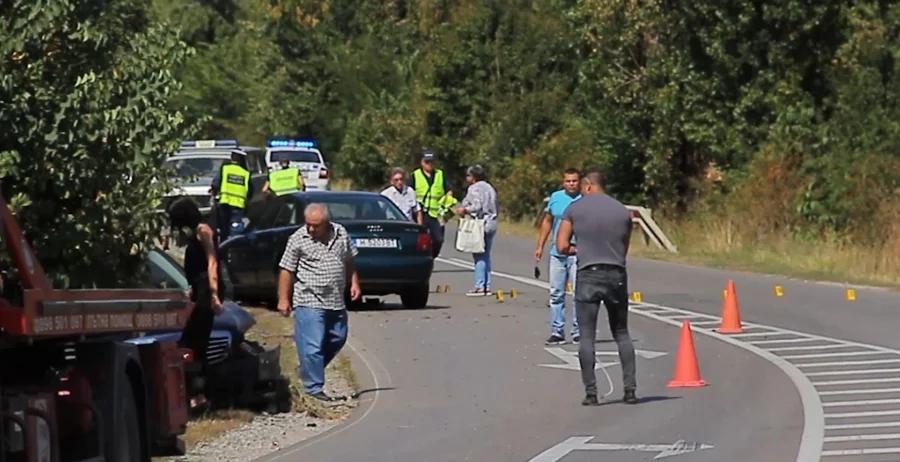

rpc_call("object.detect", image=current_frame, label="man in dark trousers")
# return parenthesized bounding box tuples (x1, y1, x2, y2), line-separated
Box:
(408, 149, 456, 258)
(555, 167, 637, 406)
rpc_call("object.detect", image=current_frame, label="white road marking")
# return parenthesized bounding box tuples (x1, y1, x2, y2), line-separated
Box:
(798, 359, 900, 367)
(826, 422, 900, 430)
(527, 436, 714, 461)
(749, 338, 821, 345)
(819, 387, 900, 396)
(767, 344, 854, 352)
(822, 448, 900, 456)
(823, 398, 900, 407)
(435, 256, 900, 461)
(540, 347, 614, 370)
(815, 377, 900, 386)
(539, 347, 667, 371)
(806, 368, 900, 376)
(782, 351, 890, 359)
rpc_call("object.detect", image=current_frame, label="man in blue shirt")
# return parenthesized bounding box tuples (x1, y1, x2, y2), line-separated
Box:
(534, 168, 582, 345)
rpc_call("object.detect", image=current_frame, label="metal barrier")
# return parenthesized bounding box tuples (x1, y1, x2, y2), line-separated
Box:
(538, 198, 678, 253)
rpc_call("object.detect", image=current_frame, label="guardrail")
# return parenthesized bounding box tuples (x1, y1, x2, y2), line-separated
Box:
(539, 198, 678, 253)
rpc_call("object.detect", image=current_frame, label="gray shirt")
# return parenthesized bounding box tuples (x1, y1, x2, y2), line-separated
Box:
(278, 223, 358, 310)
(460, 180, 499, 233)
(561, 193, 632, 270)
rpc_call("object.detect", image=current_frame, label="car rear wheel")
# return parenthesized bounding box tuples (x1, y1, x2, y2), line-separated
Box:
(400, 284, 430, 309)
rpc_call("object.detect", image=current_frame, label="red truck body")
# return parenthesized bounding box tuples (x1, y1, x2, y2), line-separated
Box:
(0, 192, 195, 462)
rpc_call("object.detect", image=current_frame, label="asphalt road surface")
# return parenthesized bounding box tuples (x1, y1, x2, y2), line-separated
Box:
(258, 226, 900, 462)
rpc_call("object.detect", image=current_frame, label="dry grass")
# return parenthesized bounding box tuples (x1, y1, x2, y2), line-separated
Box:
(500, 214, 900, 289)
(165, 305, 358, 456)
(243, 306, 358, 419)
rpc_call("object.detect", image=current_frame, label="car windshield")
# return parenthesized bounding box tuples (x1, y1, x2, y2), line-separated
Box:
(315, 196, 409, 222)
(165, 157, 225, 179)
(270, 150, 320, 163)
(146, 249, 189, 290)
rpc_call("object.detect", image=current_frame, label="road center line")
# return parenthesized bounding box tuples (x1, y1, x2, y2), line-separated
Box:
(436, 257, 823, 462)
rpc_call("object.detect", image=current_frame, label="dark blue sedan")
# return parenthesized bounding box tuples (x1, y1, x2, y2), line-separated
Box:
(219, 191, 435, 309)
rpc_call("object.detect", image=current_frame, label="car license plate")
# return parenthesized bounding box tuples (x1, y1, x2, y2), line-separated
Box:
(354, 238, 398, 248)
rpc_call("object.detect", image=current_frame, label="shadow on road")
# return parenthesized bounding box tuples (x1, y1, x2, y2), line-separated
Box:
(597, 395, 680, 406)
(349, 301, 451, 312)
(350, 387, 397, 399)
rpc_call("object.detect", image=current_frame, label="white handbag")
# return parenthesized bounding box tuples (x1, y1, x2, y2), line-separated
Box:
(455, 217, 486, 253)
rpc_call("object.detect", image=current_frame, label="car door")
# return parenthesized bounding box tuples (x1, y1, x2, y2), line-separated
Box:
(219, 195, 280, 292)
(251, 199, 304, 291)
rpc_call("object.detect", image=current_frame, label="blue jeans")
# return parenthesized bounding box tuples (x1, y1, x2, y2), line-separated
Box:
(549, 254, 579, 338)
(294, 306, 349, 394)
(472, 230, 496, 289)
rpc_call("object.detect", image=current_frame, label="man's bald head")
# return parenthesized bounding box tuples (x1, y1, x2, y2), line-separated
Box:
(305, 203, 330, 221)
(304, 203, 331, 239)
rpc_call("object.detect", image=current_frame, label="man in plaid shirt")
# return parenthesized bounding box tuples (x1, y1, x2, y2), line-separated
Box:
(277, 203, 362, 402)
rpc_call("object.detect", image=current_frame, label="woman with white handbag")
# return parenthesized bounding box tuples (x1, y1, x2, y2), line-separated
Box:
(454, 164, 500, 296)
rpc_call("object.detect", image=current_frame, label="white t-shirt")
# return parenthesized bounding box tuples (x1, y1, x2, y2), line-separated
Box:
(380, 185, 421, 221)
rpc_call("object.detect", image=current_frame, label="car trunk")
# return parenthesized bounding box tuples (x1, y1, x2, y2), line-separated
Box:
(286, 161, 322, 181)
(341, 220, 429, 256)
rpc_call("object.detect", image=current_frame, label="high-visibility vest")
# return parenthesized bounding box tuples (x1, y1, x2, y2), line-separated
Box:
(219, 163, 250, 209)
(269, 167, 302, 196)
(413, 168, 446, 218)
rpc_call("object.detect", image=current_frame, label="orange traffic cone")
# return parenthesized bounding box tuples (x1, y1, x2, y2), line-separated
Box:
(667, 320, 709, 388)
(717, 279, 744, 333)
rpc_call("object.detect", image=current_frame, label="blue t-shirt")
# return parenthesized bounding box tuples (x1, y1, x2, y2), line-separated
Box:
(546, 189, 581, 256)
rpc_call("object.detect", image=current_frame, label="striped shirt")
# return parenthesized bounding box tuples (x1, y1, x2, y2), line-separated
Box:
(278, 223, 358, 310)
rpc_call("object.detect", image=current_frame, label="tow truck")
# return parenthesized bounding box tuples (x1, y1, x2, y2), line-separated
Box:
(0, 189, 212, 461)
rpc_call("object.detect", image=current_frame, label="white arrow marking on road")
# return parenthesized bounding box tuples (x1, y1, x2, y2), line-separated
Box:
(538, 347, 667, 371)
(539, 347, 618, 370)
(599, 349, 669, 360)
(528, 436, 714, 461)
(538, 347, 607, 370)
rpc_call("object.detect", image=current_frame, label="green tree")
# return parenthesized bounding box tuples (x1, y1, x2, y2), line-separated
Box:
(0, 0, 198, 288)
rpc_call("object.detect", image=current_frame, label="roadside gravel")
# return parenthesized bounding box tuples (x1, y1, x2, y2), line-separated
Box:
(169, 368, 358, 462)
(158, 245, 360, 462)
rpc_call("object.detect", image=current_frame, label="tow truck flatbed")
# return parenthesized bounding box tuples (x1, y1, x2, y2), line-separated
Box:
(0, 189, 191, 340)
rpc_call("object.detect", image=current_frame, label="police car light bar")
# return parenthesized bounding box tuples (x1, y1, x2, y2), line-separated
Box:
(267, 139, 317, 148)
(181, 139, 239, 149)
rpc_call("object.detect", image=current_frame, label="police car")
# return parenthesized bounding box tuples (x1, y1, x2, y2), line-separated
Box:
(162, 139, 268, 215)
(265, 138, 330, 190)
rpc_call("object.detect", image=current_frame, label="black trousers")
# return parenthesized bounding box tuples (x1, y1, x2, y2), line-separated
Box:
(422, 214, 444, 258)
(179, 273, 225, 371)
(574, 264, 637, 394)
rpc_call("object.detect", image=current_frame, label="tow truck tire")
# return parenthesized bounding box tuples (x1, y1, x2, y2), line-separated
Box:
(113, 381, 142, 461)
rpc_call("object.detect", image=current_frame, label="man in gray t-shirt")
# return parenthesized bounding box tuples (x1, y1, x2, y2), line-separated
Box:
(556, 167, 637, 406)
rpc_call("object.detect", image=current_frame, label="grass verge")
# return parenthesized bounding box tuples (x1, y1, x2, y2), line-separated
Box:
(169, 305, 359, 455)
(335, 175, 900, 287)
(499, 216, 900, 289)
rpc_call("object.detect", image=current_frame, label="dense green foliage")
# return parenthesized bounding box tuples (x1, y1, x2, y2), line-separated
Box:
(5, 0, 900, 284)
(1, 0, 197, 287)
(155, 0, 900, 239)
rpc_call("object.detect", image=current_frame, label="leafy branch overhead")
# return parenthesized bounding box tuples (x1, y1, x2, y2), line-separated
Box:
(0, 0, 198, 288)
(4, 0, 900, 284)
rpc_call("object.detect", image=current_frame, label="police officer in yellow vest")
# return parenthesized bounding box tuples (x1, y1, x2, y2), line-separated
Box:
(263, 154, 306, 196)
(407, 149, 457, 258)
(211, 150, 252, 241)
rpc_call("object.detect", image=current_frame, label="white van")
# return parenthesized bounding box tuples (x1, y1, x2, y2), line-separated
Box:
(264, 139, 330, 190)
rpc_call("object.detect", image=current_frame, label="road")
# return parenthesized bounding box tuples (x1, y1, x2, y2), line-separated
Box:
(255, 224, 900, 462)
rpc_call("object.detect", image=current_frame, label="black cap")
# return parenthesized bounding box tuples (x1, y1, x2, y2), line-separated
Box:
(421, 149, 436, 162)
